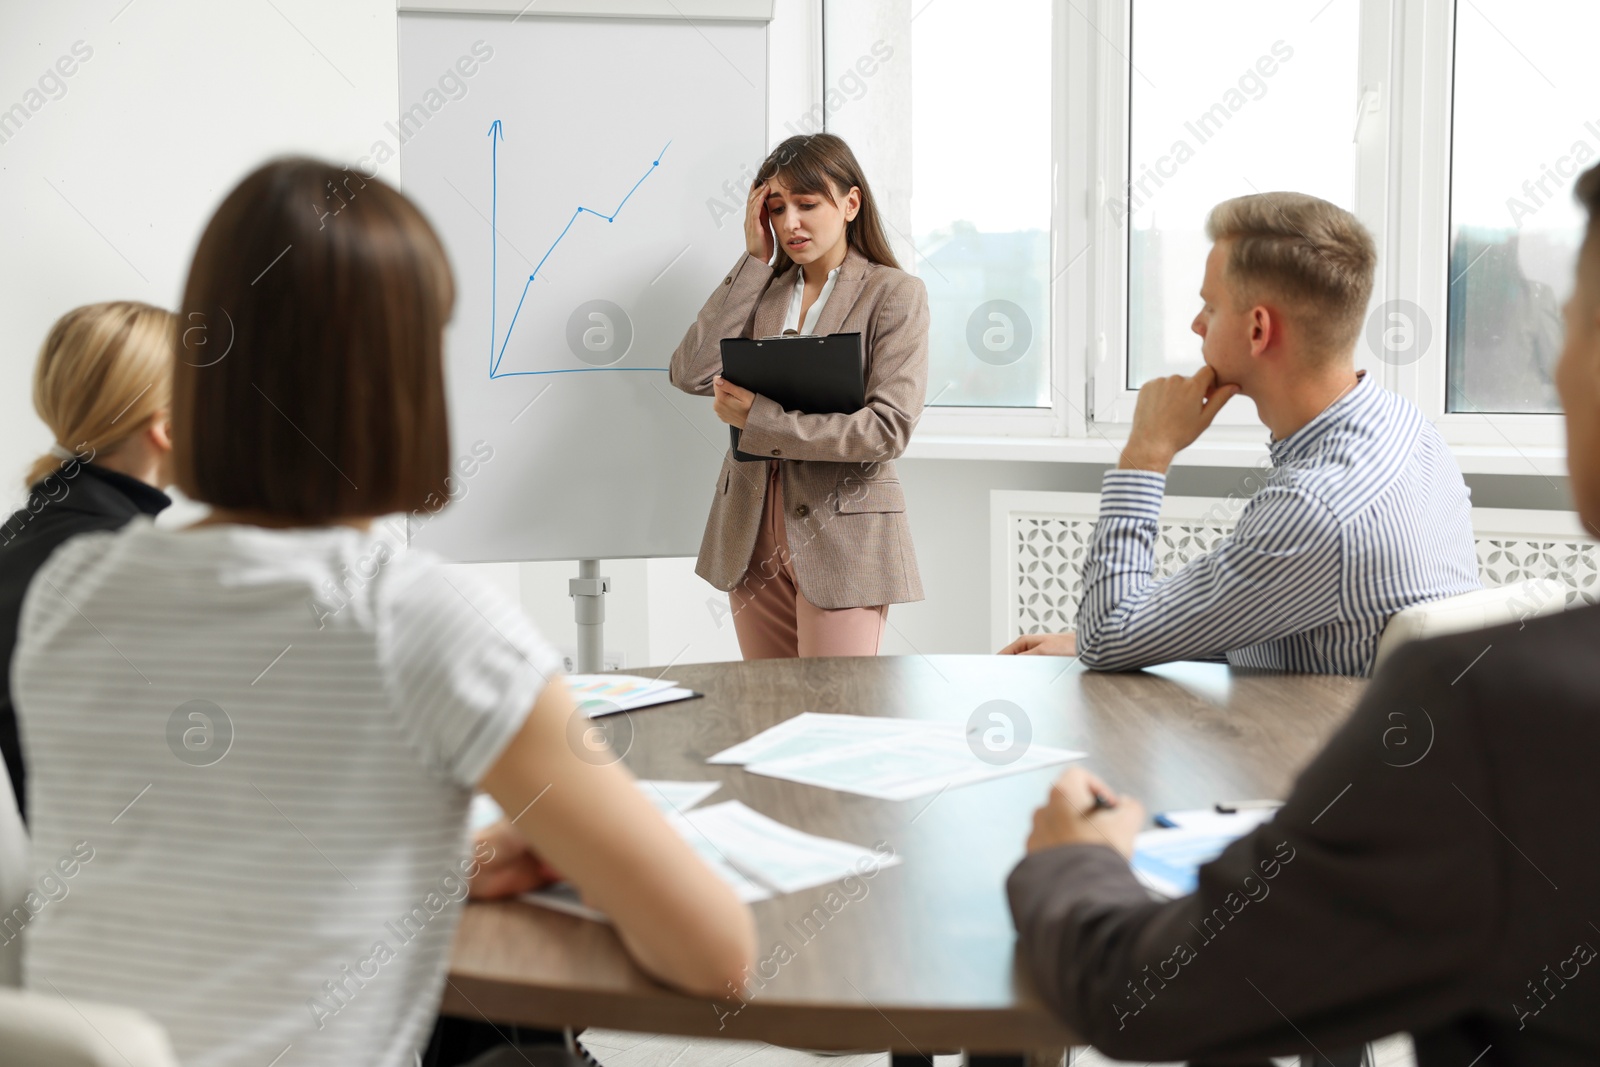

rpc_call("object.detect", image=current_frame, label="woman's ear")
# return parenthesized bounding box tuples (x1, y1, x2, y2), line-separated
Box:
(148, 409, 174, 453)
(845, 186, 861, 223)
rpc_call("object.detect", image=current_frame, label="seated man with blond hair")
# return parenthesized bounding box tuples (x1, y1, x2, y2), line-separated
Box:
(1003, 192, 1479, 675)
(1006, 166, 1600, 1065)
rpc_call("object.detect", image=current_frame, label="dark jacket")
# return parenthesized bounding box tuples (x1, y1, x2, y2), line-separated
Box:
(1, 463, 169, 821)
(1009, 604, 1600, 1065)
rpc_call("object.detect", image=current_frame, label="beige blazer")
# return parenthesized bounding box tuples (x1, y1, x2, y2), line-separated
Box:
(669, 247, 928, 610)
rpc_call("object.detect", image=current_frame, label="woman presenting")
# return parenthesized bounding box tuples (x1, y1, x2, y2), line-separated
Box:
(670, 133, 929, 659)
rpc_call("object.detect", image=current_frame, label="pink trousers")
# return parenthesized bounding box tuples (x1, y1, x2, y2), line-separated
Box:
(729, 461, 888, 659)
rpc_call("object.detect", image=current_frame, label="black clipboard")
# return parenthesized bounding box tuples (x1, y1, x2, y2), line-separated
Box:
(719, 332, 866, 462)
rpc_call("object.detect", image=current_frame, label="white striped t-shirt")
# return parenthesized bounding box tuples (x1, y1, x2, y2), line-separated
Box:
(12, 517, 561, 1067)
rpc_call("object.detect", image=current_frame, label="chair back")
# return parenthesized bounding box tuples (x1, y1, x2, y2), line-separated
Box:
(0, 988, 179, 1066)
(1375, 580, 1570, 667)
(0, 759, 29, 987)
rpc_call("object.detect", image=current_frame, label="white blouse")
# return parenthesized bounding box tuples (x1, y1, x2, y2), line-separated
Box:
(782, 263, 842, 335)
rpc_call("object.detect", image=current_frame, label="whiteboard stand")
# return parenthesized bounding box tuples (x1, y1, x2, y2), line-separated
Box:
(570, 560, 611, 674)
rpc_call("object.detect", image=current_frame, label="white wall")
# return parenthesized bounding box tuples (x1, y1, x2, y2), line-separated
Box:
(0, 0, 401, 505)
(0, 1, 743, 673)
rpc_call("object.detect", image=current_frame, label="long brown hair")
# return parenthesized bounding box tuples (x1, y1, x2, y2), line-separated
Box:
(174, 158, 455, 523)
(756, 134, 901, 275)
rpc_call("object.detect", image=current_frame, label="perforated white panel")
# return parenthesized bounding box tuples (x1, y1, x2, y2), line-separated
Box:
(995, 492, 1597, 641)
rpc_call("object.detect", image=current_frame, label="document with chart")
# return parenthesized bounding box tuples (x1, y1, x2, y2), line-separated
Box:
(713, 712, 1086, 801)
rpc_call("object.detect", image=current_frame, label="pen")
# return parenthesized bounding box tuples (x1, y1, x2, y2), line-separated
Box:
(1083, 789, 1117, 817)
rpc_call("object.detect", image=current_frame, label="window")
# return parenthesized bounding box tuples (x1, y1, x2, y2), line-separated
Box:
(1125, 0, 1360, 389)
(824, 1, 1053, 410)
(1446, 0, 1592, 415)
(806, 0, 1569, 465)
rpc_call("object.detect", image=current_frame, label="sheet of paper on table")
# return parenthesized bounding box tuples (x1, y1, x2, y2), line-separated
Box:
(566, 673, 676, 701)
(564, 673, 700, 716)
(471, 778, 721, 831)
(706, 711, 961, 766)
(736, 720, 1087, 801)
(662, 807, 773, 903)
(521, 799, 895, 922)
(683, 800, 899, 895)
(635, 779, 722, 814)
(1131, 808, 1277, 898)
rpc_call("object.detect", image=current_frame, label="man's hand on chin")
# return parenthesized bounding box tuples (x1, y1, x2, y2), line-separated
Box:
(1119, 365, 1242, 474)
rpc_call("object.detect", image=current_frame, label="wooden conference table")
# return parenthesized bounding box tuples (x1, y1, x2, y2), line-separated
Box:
(444, 654, 1365, 1059)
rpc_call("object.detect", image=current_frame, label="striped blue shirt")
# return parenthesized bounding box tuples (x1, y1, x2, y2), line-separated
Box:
(1077, 374, 1480, 676)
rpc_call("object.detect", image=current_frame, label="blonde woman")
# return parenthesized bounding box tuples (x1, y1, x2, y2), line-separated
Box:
(0, 302, 175, 821)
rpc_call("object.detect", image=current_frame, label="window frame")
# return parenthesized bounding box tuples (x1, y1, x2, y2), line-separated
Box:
(817, 0, 1567, 466)
(1395, 0, 1564, 449)
(1089, 0, 1372, 432)
(818, 0, 1066, 435)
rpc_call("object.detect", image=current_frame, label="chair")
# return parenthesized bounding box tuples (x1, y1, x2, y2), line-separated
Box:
(0, 768, 178, 1066)
(0, 988, 179, 1067)
(0, 758, 30, 987)
(1374, 579, 1570, 667)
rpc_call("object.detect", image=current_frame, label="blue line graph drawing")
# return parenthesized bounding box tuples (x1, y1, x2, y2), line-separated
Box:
(487, 119, 672, 379)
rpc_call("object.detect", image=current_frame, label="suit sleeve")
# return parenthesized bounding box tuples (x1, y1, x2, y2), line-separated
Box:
(1075, 471, 1345, 671)
(1007, 638, 1500, 1061)
(668, 252, 774, 397)
(733, 273, 928, 465)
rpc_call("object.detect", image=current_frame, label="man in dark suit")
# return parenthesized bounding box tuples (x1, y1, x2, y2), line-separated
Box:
(1006, 168, 1600, 1066)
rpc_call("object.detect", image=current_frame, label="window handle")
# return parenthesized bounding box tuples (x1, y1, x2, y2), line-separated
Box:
(1353, 85, 1382, 143)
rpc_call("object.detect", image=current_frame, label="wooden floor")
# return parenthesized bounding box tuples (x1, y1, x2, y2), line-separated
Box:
(579, 1029, 1417, 1066)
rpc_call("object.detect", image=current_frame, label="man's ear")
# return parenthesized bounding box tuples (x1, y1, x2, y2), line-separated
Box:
(1248, 305, 1275, 359)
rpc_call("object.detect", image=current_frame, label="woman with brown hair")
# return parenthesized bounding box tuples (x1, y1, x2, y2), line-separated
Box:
(0, 301, 176, 823)
(670, 133, 930, 659)
(11, 158, 753, 1066)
